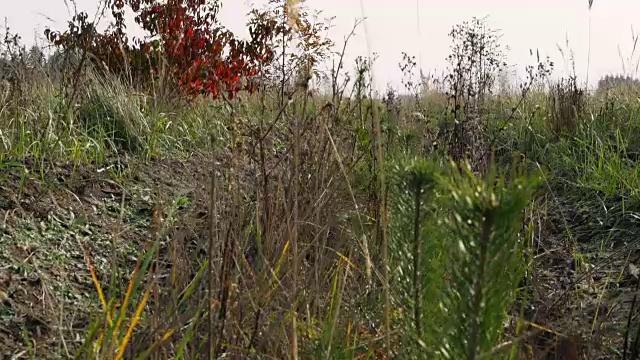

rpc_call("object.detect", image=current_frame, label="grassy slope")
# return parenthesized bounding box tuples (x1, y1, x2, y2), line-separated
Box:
(0, 153, 206, 351)
(2, 61, 640, 359)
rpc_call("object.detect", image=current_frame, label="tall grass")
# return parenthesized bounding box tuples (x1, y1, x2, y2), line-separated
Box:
(2, 8, 640, 359)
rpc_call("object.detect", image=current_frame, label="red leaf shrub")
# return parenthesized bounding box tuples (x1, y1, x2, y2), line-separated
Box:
(45, 0, 281, 100)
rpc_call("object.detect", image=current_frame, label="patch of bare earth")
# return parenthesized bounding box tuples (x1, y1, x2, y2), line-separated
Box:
(519, 196, 640, 359)
(0, 152, 215, 358)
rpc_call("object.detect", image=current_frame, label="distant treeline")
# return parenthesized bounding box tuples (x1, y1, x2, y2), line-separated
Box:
(597, 74, 640, 91)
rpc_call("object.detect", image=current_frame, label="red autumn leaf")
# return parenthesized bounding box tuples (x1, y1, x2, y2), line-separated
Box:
(45, 0, 288, 101)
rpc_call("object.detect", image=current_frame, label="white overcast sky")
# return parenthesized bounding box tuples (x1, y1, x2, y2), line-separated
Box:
(2, 0, 640, 91)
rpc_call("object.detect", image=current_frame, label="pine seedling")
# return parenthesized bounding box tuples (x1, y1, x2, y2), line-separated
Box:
(438, 160, 540, 360)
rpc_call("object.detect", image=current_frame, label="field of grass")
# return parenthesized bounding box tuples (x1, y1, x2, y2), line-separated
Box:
(2, 8, 640, 360)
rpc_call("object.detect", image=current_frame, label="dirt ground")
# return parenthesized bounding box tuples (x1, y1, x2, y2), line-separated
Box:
(0, 153, 215, 358)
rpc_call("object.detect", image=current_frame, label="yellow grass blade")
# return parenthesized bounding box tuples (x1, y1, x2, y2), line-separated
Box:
(276, 240, 290, 274)
(133, 329, 176, 360)
(84, 254, 112, 327)
(115, 287, 151, 360)
(334, 250, 358, 270)
(160, 329, 175, 342)
(94, 331, 105, 355)
(113, 265, 140, 343)
(524, 320, 564, 337)
(264, 240, 290, 299)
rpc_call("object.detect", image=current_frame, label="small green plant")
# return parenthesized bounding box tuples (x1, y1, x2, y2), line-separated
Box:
(399, 157, 437, 340)
(387, 156, 444, 357)
(438, 160, 540, 359)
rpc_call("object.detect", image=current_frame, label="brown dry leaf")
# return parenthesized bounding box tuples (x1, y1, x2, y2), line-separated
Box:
(287, 0, 302, 30)
(0, 290, 8, 303)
